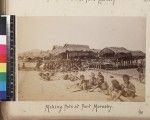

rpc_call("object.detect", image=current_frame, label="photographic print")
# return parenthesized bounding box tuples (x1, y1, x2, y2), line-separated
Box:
(17, 16, 146, 102)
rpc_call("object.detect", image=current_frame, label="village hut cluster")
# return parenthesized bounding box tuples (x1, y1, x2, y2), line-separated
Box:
(18, 44, 145, 71)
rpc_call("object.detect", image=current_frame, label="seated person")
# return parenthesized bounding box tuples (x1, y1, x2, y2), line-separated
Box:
(78, 75, 89, 90)
(39, 72, 51, 81)
(121, 74, 136, 98)
(90, 73, 97, 85)
(109, 79, 122, 101)
(90, 72, 109, 94)
(87, 73, 97, 90)
(67, 75, 89, 91)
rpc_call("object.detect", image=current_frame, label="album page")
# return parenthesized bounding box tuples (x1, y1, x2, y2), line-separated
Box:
(0, 0, 6, 14)
(1, 0, 150, 120)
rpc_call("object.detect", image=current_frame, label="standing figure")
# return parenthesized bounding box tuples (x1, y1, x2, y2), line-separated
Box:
(137, 65, 144, 83)
(22, 62, 26, 69)
(35, 60, 42, 70)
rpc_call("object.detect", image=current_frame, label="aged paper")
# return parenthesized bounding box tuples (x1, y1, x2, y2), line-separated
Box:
(1, 0, 150, 120)
(0, 0, 6, 14)
(16, 16, 145, 102)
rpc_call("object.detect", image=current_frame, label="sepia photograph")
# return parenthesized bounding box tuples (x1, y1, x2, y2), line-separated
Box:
(17, 16, 146, 102)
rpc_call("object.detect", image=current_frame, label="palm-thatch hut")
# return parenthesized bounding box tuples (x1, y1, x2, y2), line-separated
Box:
(50, 44, 97, 71)
(99, 47, 133, 68)
(131, 51, 145, 67)
(53, 44, 96, 60)
(99, 47, 146, 68)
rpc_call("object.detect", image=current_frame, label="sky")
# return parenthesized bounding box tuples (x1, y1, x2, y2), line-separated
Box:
(17, 16, 146, 53)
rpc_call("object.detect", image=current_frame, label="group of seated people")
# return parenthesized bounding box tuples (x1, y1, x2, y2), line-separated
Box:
(39, 71, 55, 81)
(73, 72, 136, 101)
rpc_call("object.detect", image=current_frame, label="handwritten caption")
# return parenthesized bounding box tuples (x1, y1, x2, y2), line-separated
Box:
(46, 0, 116, 5)
(44, 104, 113, 113)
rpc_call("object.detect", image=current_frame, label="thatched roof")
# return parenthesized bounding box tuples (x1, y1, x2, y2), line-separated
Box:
(99, 47, 131, 58)
(51, 44, 90, 55)
(131, 51, 145, 59)
(90, 49, 101, 53)
(63, 44, 90, 51)
(103, 47, 129, 53)
(52, 45, 63, 50)
(100, 47, 130, 54)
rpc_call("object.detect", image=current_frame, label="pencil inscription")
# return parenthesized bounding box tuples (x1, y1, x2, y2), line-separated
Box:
(45, 0, 116, 5)
(44, 104, 113, 113)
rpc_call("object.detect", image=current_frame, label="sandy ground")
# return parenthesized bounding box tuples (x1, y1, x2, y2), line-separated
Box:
(18, 69, 145, 101)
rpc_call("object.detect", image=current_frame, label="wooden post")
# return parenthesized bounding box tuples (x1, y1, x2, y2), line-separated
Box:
(66, 52, 69, 60)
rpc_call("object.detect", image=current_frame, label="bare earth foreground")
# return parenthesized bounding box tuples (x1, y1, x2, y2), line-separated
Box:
(18, 69, 145, 101)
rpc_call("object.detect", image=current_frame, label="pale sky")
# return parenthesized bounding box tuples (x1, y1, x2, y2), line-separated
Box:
(17, 16, 146, 53)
